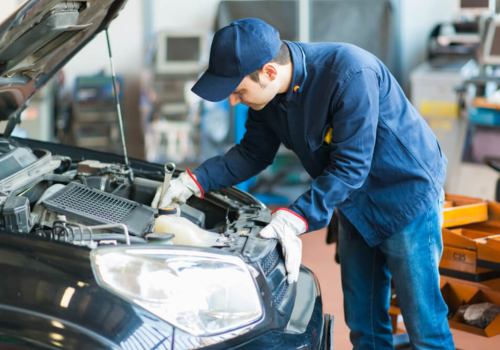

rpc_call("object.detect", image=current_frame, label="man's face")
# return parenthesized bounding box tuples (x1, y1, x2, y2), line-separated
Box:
(228, 74, 280, 111)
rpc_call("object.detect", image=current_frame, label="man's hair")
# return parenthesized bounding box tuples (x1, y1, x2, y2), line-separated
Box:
(247, 41, 291, 83)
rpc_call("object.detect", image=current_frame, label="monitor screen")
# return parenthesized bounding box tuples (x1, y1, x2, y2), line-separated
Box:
(490, 26, 500, 56)
(166, 37, 200, 62)
(460, 0, 490, 8)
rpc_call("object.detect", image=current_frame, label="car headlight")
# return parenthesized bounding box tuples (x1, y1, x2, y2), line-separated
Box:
(91, 246, 263, 336)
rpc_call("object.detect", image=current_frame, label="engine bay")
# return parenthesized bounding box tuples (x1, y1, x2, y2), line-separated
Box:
(0, 137, 274, 261)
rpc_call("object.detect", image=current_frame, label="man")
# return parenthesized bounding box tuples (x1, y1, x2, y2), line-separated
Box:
(152, 18, 455, 349)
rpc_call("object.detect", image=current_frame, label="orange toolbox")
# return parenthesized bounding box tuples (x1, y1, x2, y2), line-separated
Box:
(443, 194, 488, 228)
(440, 278, 500, 337)
(440, 227, 500, 282)
(390, 278, 500, 337)
(440, 196, 500, 282)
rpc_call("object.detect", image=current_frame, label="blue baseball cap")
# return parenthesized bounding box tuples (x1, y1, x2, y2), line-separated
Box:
(192, 18, 281, 102)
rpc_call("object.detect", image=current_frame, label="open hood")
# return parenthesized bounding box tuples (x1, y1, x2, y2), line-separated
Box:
(0, 0, 127, 122)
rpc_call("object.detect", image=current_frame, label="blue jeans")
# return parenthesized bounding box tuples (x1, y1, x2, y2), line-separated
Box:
(338, 190, 455, 349)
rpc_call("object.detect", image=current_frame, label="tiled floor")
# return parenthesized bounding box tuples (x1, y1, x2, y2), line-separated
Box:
(300, 228, 500, 350)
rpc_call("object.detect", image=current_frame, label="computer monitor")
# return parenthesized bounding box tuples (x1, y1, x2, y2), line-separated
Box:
(459, 0, 495, 17)
(482, 16, 500, 64)
(155, 31, 209, 74)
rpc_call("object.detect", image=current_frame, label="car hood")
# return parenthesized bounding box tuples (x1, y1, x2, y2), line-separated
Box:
(0, 0, 127, 122)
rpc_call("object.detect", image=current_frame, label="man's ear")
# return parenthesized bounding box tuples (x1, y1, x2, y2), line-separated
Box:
(262, 63, 278, 81)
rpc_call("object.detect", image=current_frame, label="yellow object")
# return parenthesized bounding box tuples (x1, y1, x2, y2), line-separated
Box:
(442, 194, 488, 228)
(429, 119, 453, 131)
(17, 184, 36, 196)
(420, 101, 459, 118)
(159, 206, 176, 211)
(443, 204, 488, 227)
(324, 127, 333, 144)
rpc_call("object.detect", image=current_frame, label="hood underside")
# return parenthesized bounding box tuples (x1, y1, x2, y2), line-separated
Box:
(0, 0, 127, 121)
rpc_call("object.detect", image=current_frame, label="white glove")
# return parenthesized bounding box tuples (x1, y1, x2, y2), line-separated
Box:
(258, 209, 308, 284)
(151, 170, 204, 209)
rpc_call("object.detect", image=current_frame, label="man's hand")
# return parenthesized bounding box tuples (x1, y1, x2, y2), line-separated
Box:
(258, 209, 308, 284)
(151, 170, 203, 209)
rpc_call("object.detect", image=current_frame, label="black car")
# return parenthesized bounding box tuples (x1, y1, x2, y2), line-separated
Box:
(0, 1, 333, 349)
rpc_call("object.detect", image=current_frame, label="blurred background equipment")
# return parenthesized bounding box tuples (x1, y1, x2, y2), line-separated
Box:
(459, 0, 495, 17)
(481, 13, 500, 65)
(141, 30, 211, 167)
(69, 73, 125, 153)
(410, 57, 477, 192)
(408, 0, 500, 199)
(154, 30, 209, 74)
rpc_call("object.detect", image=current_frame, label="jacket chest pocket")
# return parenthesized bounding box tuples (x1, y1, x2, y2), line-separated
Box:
(307, 126, 333, 152)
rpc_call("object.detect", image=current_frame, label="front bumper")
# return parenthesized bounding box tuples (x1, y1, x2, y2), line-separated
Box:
(0, 232, 332, 350)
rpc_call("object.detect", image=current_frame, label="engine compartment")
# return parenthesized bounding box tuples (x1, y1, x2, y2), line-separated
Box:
(0, 137, 274, 260)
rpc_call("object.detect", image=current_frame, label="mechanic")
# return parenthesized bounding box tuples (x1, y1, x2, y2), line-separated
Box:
(151, 18, 455, 349)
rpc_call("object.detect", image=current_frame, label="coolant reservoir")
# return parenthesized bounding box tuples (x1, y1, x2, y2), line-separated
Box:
(153, 207, 219, 247)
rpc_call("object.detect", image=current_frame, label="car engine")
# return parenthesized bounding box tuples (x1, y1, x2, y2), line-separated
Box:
(0, 137, 270, 252)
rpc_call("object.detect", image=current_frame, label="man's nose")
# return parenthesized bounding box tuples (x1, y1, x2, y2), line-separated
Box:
(228, 94, 240, 106)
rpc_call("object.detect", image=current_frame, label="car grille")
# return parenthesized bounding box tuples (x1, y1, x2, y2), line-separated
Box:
(274, 281, 289, 307)
(262, 248, 290, 307)
(261, 248, 280, 276)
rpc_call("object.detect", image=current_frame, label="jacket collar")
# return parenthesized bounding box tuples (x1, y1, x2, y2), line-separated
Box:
(271, 40, 308, 107)
(284, 40, 308, 105)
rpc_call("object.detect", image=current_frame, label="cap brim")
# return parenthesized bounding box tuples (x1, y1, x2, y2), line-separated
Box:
(191, 70, 244, 102)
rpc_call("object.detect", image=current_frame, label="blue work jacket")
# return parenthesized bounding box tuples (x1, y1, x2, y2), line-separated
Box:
(194, 41, 447, 247)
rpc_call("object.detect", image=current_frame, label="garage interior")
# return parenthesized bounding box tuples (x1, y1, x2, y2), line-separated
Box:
(2, 0, 500, 349)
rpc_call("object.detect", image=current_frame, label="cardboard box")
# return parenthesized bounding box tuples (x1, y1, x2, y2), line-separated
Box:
(443, 194, 488, 228)
(442, 281, 500, 337)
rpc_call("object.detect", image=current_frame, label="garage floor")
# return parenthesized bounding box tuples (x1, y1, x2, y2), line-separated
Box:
(300, 228, 500, 350)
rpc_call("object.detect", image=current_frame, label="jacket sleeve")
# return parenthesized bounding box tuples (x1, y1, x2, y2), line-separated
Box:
(193, 109, 281, 192)
(288, 68, 380, 232)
